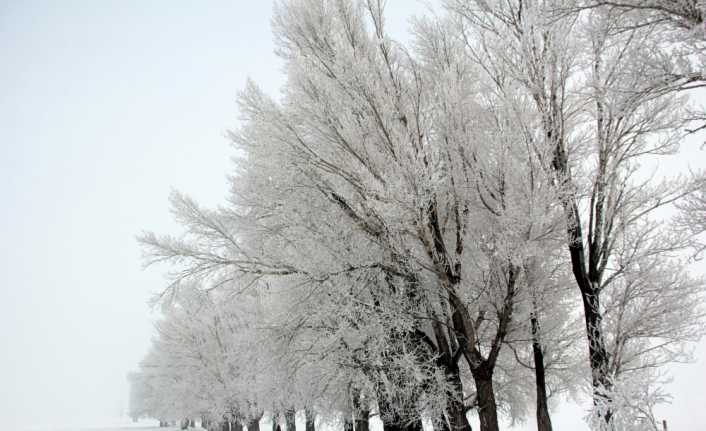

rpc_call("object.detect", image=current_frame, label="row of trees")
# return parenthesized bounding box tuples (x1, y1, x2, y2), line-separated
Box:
(130, 1, 706, 431)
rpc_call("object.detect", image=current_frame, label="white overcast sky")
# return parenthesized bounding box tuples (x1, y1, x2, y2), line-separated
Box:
(1, 1, 705, 430)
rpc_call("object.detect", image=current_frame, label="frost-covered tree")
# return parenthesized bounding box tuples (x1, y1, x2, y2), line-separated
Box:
(137, 2, 706, 431)
(127, 284, 266, 430)
(574, 0, 706, 135)
(242, 2, 566, 429)
(677, 182, 706, 257)
(500, 255, 586, 431)
(581, 1, 705, 33)
(443, 0, 706, 428)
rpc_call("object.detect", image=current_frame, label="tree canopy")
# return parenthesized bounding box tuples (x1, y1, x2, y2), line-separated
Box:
(130, 2, 706, 431)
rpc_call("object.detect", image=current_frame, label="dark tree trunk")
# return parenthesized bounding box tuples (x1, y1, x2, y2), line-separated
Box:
(233, 421, 244, 431)
(201, 417, 209, 430)
(304, 410, 315, 431)
(404, 419, 424, 431)
(582, 290, 613, 427)
(355, 413, 369, 431)
(190, 418, 195, 428)
(377, 391, 400, 431)
(344, 418, 354, 431)
(381, 417, 423, 431)
(549, 113, 614, 427)
(434, 414, 451, 431)
(445, 363, 472, 431)
(447, 403, 471, 431)
(447, 266, 517, 431)
(285, 410, 296, 431)
(473, 368, 500, 431)
(425, 316, 471, 431)
(531, 311, 553, 431)
(378, 395, 424, 431)
(351, 388, 370, 431)
(248, 418, 261, 431)
(381, 418, 402, 431)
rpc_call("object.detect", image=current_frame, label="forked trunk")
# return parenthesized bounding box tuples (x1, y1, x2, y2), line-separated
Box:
(551, 113, 614, 428)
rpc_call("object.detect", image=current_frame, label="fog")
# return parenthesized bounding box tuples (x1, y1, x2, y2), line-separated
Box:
(1, 1, 704, 430)
(1, 1, 273, 428)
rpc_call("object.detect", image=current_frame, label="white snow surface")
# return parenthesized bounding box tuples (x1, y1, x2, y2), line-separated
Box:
(27, 418, 165, 431)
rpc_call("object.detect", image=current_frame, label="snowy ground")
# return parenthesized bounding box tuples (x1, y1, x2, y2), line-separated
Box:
(23, 406, 589, 431)
(26, 419, 175, 431)
(60, 428, 191, 431)
(50, 428, 203, 431)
